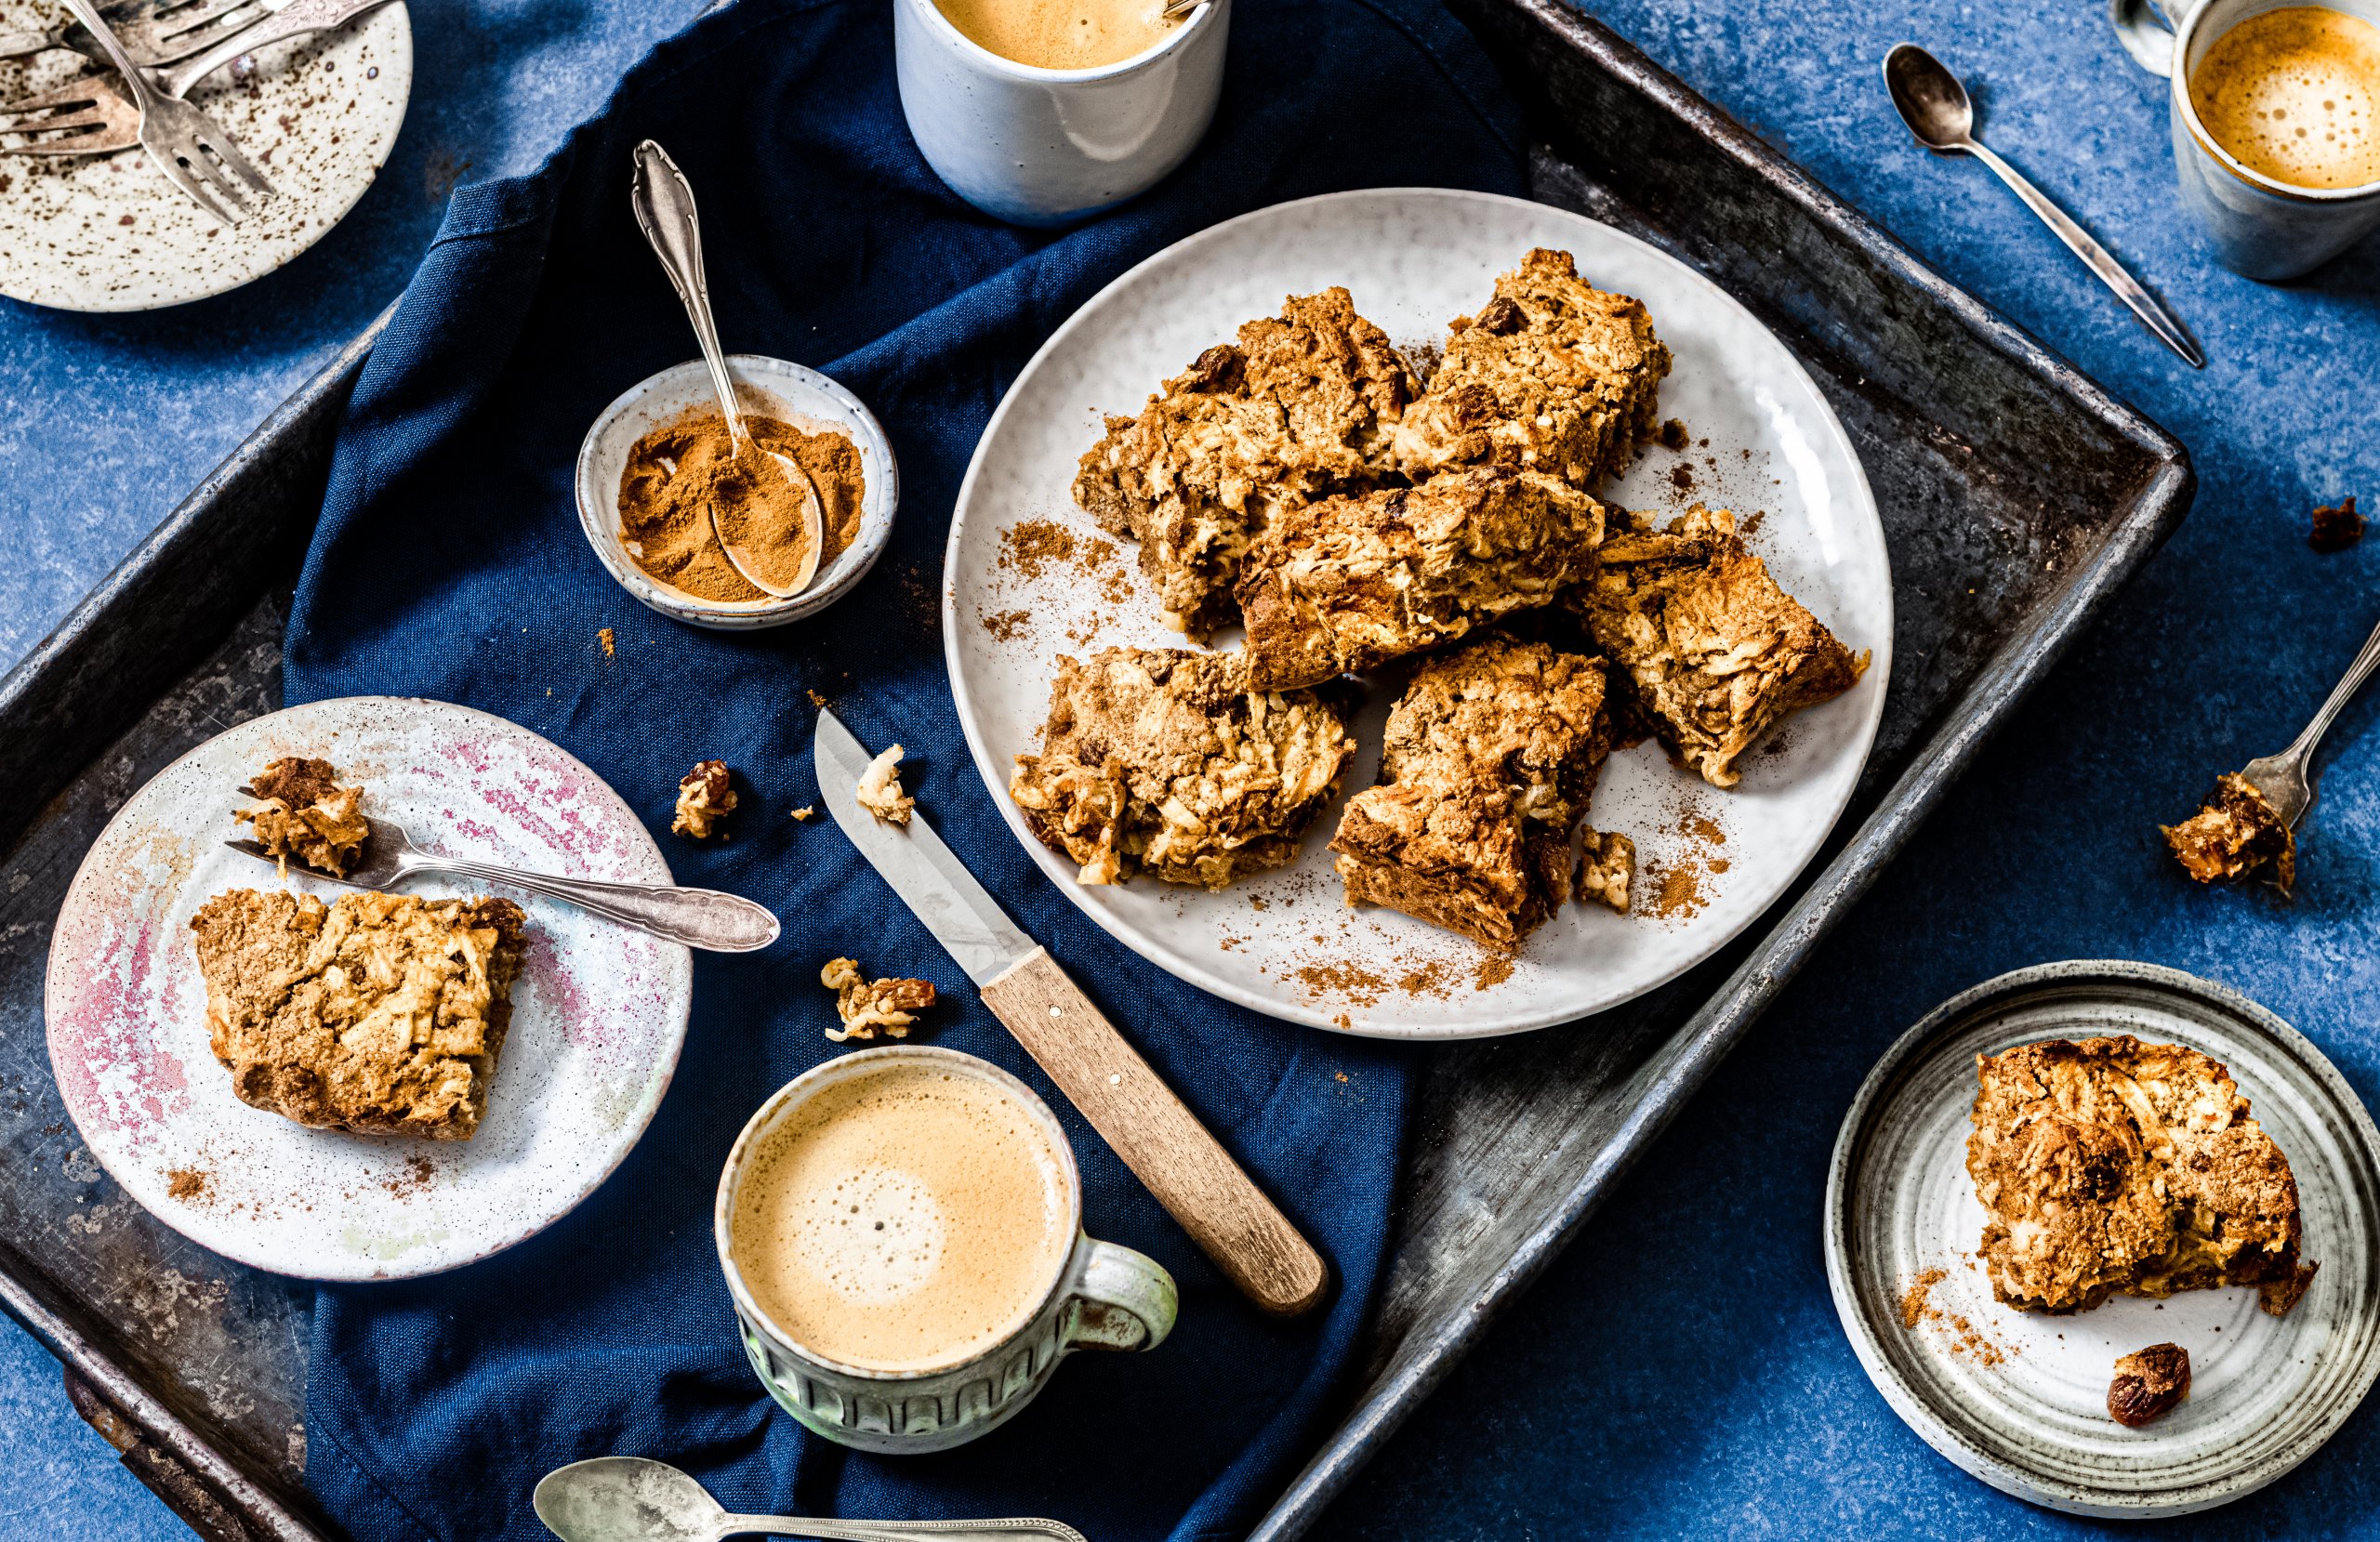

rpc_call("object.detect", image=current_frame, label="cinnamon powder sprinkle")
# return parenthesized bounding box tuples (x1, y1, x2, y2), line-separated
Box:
(983, 608, 1031, 641)
(1474, 956, 1514, 990)
(1900, 1268, 1947, 1330)
(999, 520, 1078, 580)
(1647, 863, 1705, 919)
(165, 1168, 209, 1202)
(1294, 961, 1390, 1008)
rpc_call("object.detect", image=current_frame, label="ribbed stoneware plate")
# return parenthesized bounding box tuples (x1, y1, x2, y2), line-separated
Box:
(0, 1, 411, 310)
(942, 188, 1890, 1037)
(1827, 960, 2380, 1516)
(45, 697, 693, 1280)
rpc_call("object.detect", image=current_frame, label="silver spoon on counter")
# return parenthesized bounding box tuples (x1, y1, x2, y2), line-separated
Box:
(533, 1456, 1088, 1542)
(227, 812, 780, 953)
(628, 138, 825, 600)
(1883, 43, 2204, 369)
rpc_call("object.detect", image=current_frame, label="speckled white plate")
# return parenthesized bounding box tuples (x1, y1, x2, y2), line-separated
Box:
(1827, 961, 2380, 1516)
(0, 0, 411, 310)
(941, 188, 1892, 1037)
(45, 697, 694, 1281)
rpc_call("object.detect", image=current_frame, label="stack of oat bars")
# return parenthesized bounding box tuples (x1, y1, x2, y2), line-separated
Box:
(1010, 249, 1868, 953)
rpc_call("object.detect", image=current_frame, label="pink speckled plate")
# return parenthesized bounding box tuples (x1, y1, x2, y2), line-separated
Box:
(44, 696, 694, 1281)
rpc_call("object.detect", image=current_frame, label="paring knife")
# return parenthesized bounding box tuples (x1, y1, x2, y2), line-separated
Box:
(814, 708, 1328, 1318)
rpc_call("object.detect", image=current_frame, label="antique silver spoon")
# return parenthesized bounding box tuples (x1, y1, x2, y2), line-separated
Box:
(1883, 43, 2204, 369)
(629, 138, 824, 600)
(226, 812, 780, 953)
(2239, 610, 2380, 827)
(532, 1456, 1087, 1542)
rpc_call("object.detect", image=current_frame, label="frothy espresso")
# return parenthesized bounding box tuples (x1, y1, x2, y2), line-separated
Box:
(2192, 6, 2380, 190)
(932, 0, 1179, 72)
(730, 1062, 1071, 1373)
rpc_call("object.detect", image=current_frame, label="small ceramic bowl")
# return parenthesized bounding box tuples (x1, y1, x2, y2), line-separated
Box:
(575, 355, 899, 630)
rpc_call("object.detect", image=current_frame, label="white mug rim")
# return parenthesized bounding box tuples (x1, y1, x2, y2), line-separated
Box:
(903, 0, 1217, 84)
(2170, 0, 2380, 204)
(713, 1044, 1086, 1383)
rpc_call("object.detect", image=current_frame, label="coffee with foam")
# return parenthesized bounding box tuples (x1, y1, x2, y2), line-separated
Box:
(729, 1061, 1071, 1373)
(932, 0, 1179, 72)
(2193, 7, 2380, 190)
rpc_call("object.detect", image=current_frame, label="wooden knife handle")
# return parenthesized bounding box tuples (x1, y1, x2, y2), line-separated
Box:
(981, 946, 1329, 1317)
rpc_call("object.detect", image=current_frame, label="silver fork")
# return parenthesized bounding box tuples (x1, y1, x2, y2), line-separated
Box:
(45, 0, 271, 219)
(2238, 612, 2380, 828)
(224, 812, 783, 952)
(0, 0, 270, 67)
(1, 0, 391, 157)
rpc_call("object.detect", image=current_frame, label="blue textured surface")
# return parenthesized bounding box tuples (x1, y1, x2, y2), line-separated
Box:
(7, 0, 2380, 1538)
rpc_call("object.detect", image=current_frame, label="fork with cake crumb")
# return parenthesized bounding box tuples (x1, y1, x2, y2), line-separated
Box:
(227, 811, 782, 952)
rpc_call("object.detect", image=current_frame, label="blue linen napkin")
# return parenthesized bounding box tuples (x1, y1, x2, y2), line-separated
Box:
(282, 1, 1523, 1536)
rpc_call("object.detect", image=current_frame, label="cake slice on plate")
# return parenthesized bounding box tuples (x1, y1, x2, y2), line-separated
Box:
(1330, 637, 1612, 951)
(1009, 647, 1357, 889)
(1570, 504, 1865, 788)
(1966, 1035, 2317, 1316)
(191, 889, 527, 1140)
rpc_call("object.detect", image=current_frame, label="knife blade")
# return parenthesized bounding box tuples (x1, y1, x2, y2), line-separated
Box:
(813, 707, 1328, 1317)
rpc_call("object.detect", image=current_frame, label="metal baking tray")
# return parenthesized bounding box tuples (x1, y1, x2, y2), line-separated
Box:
(0, 0, 2190, 1535)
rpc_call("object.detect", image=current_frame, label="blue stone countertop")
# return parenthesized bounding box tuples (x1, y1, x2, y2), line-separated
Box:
(7, 0, 2380, 1537)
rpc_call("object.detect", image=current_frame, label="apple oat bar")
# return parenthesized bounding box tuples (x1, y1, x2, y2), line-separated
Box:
(236, 757, 370, 878)
(1236, 466, 1606, 691)
(2162, 773, 2295, 890)
(1072, 288, 1421, 637)
(1570, 505, 1865, 788)
(1968, 1035, 2317, 1317)
(1009, 648, 1357, 889)
(1330, 638, 1611, 951)
(1393, 248, 1671, 492)
(190, 889, 527, 1140)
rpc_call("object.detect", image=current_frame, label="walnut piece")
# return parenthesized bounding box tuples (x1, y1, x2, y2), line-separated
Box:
(1010, 648, 1355, 889)
(854, 745, 915, 825)
(1071, 288, 1420, 637)
(237, 757, 370, 878)
(1570, 505, 1865, 787)
(1967, 1035, 2312, 1315)
(2108, 1342, 2191, 1428)
(672, 759, 737, 839)
(820, 956, 936, 1042)
(1236, 465, 1606, 691)
(1331, 638, 1611, 951)
(1576, 828, 1635, 914)
(190, 889, 525, 1140)
(2162, 772, 2294, 891)
(1392, 247, 1671, 493)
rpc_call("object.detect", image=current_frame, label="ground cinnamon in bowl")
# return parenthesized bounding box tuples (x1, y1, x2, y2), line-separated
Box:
(617, 412, 866, 602)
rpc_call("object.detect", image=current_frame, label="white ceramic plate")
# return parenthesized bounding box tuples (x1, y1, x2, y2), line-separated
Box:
(1827, 961, 2380, 1516)
(0, 1, 412, 310)
(45, 697, 694, 1280)
(941, 188, 1891, 1038)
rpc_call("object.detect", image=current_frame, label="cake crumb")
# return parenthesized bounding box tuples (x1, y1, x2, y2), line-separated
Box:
(598, 627, 615, 658)
(2310, 494, 2363, 553)
(790, 806, 814, 822)
(1656, 417, 1690, 451)
(855, 745, 915, 825)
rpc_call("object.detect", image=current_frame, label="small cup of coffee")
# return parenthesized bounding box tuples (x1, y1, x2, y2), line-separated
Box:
(2114, 0, 2380, 279)
(716, 1045, 1178, 1453)
(893, 0, 1230, 227)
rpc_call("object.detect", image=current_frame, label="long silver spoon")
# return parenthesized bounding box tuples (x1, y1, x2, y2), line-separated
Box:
(1883, 43, 2204, 369)
(628, 139, 824, 600)
(532, 1456, 1088, 1542)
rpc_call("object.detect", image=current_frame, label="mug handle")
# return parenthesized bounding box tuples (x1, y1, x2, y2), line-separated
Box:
(1058, 1237, 1178, 1353)
(2109, 0, 2182, 77)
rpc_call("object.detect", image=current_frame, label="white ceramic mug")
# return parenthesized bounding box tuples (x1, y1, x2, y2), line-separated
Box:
(2113, 0, 2380, 280)
(893, 0, 1231, 227)
(715, 1046, 1178, 1454)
